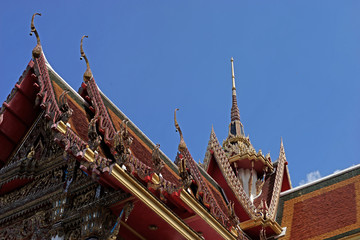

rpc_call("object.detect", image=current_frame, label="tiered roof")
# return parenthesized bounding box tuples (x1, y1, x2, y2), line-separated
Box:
(0, 13, 293, 240)
(202, 58, 292, 238)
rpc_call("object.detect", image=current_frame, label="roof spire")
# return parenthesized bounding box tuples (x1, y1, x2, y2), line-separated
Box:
(30, 13, 42, 58)
(229, 58, 244, 136)
(80, 35, 93, 82)
(231, 57, 236, 91)
(230, 58, 241, 122)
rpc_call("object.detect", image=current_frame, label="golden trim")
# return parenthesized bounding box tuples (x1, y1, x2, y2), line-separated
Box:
(56, 120, 67, 134)
(111, 164, 202, 240)
(151, 173, 160, 185)
(109, 197, 136, 209)
(183, 214, 199, 223)
(229, 153, 273, 171)
(179, 189, 237, 240)
(240, 217, 282, 235)
(230, 226, 239, 237)
(120, 220, 146, 240)
(339, 232, 360, 240)
(84, 148, 95, 163)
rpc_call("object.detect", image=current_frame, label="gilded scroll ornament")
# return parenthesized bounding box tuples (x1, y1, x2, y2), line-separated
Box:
(80, 35, 93, 82)
(30, 13, 42, 58)
(174, 108, 186, 151)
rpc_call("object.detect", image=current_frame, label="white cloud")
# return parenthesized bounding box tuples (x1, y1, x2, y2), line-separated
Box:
(299, 170, 321, 186)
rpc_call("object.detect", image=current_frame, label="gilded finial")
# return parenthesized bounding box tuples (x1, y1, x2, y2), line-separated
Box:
(231, 57, 236, 90)
(174, 109, 186, 151)
(80, 35, 93, 82)
(30, 13, 42, 58)
(230, 57, 241, 124)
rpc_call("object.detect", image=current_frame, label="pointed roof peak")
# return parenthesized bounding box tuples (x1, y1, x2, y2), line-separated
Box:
(279, 137, 286, 160)
(210, 124, 218, 141)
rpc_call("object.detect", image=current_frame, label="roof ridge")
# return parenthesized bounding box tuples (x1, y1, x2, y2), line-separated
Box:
(280, 163, 360, 196)
(268, 139, 287, 220)
(45, 58, 88, 105)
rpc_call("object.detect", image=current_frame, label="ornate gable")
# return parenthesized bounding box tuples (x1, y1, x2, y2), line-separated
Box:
(174, 109, 248, 239)
(201, 58, 288, 239)
(1, 13, 296, 240)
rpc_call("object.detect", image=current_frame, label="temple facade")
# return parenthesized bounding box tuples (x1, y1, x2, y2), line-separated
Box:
(0, 13, 358, 240)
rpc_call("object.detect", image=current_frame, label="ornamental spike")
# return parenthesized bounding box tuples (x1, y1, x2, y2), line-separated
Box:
(174, 108, 186, 151)
(230, 57, 240, 122)
(231, 57, 236, 90)
(30, 13, 42, 58)
(80, 35, 92, 82)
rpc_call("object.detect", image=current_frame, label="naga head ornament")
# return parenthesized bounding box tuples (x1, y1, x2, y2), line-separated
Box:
(80, 35, 93, 82)
(30, 13, 42, 58)
(174, 108, 186, 152)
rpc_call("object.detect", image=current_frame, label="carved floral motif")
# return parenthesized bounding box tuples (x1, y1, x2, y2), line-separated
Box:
(0, 169, 63, 210)
(0, 211, 51, 240)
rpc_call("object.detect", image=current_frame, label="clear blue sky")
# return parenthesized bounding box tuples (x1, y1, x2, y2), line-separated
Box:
(1, 1, 359, 186)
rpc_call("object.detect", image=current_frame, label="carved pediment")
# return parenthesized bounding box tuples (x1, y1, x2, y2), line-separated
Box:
(0, 115, 63, 187)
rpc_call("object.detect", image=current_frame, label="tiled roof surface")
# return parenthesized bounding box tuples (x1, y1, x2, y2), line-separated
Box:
(277, 165, 360, 240)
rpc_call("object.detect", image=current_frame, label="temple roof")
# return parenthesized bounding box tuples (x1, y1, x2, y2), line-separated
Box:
(0, 13, 294, 240)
